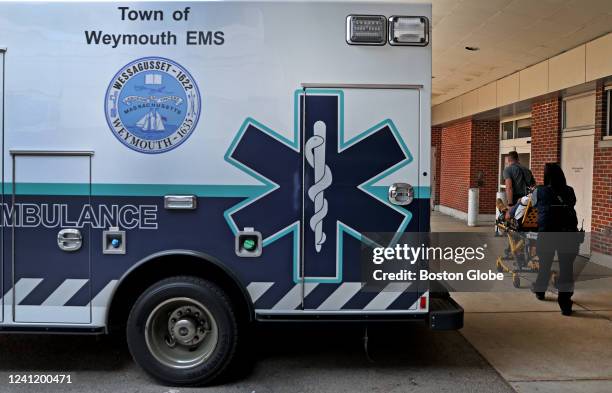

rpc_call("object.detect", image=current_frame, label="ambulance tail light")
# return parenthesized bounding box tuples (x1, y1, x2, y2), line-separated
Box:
(388, 16, 429, 46)
(419, 295, 428, 310)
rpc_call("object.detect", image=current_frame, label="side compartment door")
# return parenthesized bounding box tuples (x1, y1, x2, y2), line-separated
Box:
(301, 88, 424, 311)
(12, 152, 91, 323)
(0, 49, 4, 323)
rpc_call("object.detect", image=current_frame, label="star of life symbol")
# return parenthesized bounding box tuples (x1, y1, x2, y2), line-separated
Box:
(224, 90, 414, 283)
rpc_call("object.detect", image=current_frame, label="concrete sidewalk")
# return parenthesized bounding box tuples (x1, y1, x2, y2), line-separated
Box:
(432, 211, 612, 393)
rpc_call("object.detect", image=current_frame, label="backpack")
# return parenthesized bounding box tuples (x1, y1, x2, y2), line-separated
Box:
(516, 164, 535, 196)
(548, 187, 578, 232)
(508, 163, 535, 200)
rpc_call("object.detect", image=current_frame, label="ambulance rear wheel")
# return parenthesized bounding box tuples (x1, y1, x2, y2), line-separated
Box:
(127, 276, 238, 386)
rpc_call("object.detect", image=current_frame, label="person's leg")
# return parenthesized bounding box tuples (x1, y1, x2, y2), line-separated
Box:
(557, 240, 578, 315)
(557, 251, 576, 294)
(534, 236, 554, 296)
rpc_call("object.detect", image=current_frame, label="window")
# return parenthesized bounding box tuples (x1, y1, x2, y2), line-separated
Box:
(499, 115, 532, 192)
(563, 92, 595, 131)
(501, 122, 514, 140)
(500, 118, 531, 140)
(516, 118, 532, 138)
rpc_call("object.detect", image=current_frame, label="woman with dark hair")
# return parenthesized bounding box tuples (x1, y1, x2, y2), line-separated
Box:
(533, 163, 580, 315)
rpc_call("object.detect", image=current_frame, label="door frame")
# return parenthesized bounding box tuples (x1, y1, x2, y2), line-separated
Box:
(0, 48, 5, 323)
(298, 83, 423, 312)
(498, 114, 532, 193)
(10, 150, 93, 323)
(561, 91, 596, 256)
(561, 129, 594, 255)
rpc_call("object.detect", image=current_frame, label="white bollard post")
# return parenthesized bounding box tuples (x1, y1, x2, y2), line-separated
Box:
(467, 188, 479, 227)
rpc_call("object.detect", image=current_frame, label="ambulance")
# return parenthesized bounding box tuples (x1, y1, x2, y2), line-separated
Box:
(0, 0, 462, 385)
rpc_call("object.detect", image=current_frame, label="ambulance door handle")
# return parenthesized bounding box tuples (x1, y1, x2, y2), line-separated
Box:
(57, 228, 83, 252)
(388, 183, 414, 206)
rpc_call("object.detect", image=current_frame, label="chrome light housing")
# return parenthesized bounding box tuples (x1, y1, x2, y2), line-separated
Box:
(388, 16, 429, 46)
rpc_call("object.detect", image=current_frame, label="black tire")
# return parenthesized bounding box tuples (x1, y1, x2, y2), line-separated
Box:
(127, 276, 238, 386)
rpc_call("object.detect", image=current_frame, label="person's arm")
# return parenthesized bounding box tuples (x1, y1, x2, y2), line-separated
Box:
(534, 187, 549, 231)
(505, 178, 513, 206)
(506, 203, 518, 220)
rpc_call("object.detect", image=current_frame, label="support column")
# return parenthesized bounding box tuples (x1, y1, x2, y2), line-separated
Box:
(439, 119, 472, 213)
(438, 118, 499, 217)
(470, 120, 500, 214)
(531, 97, 562, 183)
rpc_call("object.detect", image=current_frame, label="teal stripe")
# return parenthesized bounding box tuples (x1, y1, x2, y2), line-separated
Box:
(3, 183, 266, 198)
(3, 183, 430, 199)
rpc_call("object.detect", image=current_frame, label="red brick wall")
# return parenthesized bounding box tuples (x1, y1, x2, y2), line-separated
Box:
(431, 126, 442, 206)
(438, 119, 499, 214)
(470, 120, 500, 214)
(531, 98, 562, 183)
(439, 119, 472, 212)
(592, 82, 612, 256)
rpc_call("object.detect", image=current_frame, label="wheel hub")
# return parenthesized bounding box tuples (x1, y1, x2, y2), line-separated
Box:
(167, 305, 208, 346)
(145, 297, 219, 369)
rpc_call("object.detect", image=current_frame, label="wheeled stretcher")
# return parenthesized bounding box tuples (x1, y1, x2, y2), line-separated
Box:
(494, 197, 558, 288)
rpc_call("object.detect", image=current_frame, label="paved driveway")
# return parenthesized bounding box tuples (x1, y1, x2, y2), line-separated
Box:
(0, 323, 513, 393)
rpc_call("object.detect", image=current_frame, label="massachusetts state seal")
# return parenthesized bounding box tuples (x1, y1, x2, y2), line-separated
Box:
(105, 57, 201, 154)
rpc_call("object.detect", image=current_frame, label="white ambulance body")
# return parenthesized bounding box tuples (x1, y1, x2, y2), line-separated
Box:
(0, 0, 462, 385)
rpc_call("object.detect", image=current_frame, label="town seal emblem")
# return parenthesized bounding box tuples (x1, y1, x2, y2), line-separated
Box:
(105, 57, 201, 154)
